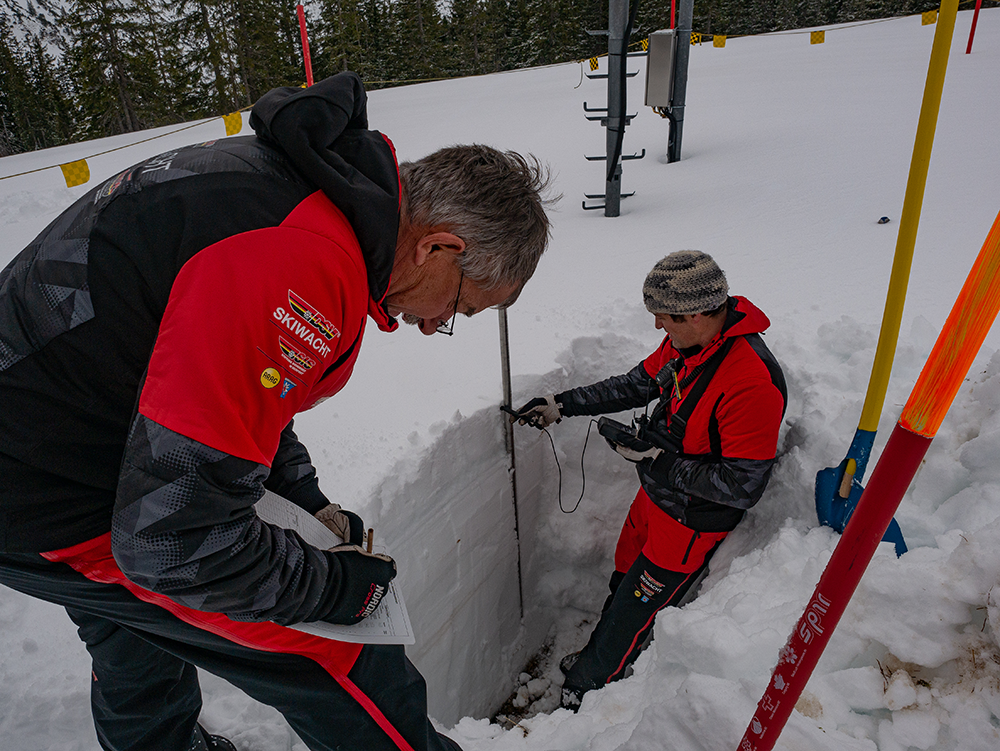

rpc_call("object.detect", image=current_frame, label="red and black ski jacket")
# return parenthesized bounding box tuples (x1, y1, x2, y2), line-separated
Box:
(557, 297, 787, 532)
(0, 73, 401, 624)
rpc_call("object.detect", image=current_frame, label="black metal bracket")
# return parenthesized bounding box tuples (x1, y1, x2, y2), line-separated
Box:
(584, 103, 636, 123)
(588, 114, 636, 124)
(585, 192, 634, 199)
(582, 191, 634, 211)
(584, 149, 645, 162)
(586, 70, 638, 80)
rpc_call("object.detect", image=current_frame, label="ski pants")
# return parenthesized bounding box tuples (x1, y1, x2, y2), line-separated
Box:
(563, 488, 728, 695)
(0, 539, 460, 751)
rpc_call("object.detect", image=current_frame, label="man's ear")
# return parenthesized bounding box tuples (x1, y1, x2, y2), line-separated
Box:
(413, 232, 466, 266)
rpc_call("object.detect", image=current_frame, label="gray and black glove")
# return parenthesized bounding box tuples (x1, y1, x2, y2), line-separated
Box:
(315, 503, 366, 546)
(511, 394, 563, 429)
(325, 544, 397, 625)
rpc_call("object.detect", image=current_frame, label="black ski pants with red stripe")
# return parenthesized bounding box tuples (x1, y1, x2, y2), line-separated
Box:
(562, 552, 707, 697)
(0, 552, 459, 751)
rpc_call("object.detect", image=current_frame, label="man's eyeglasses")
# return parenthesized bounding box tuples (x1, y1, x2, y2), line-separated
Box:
(436, 267, 464, 336)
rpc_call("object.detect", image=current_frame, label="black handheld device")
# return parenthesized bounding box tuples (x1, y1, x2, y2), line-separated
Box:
(597, 416, 637, 445)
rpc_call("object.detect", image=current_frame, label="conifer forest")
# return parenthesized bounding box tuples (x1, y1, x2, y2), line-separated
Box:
(0, 1, 971, 156)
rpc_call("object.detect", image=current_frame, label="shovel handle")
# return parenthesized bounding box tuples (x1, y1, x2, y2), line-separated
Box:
(838, 459, 857, 498)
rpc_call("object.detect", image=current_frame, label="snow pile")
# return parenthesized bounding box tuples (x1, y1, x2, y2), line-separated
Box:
(1, 9, 999, 751)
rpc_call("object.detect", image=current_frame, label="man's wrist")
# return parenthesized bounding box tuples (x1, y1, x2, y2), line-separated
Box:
(282, 478, 329, 514)
(553, 391, 575, 417)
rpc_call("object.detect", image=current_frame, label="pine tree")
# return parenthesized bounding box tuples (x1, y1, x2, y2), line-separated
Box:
(0, 15, 30, 155)
(224, 0, 301, 105)
(61, 0, 163, 136)
(494, 0, 536, 70)
(174, 0, 241, 115)
(313, 0, 382, 82)
(445, 0, 489, 76)
(25, 38, 77, 146)
(384, 0, 447, 83)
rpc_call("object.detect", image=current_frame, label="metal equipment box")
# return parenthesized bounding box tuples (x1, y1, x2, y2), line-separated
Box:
(644, 30, 677, 108)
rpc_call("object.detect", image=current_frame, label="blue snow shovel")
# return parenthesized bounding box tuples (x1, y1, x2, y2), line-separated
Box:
(816, 430, 906, 556)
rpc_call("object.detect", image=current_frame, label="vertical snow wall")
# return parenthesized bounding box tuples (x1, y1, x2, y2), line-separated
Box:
(370, 407, 534, 725)
(369, 333, 653, 725)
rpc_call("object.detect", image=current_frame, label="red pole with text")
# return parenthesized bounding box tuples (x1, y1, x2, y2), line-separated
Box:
(737, 207, 1000, 751)
(297, 4, 314, 87)
(966, 0, 983, 54)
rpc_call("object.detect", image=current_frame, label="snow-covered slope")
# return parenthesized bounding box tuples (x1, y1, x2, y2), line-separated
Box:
(1, 9, 999, 751)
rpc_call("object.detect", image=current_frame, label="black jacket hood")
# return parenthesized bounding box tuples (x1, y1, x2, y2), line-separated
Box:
(249, 72, 399, 306)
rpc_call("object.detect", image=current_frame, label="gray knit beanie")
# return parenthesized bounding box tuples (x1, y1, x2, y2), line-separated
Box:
(643, 250, 729, 316)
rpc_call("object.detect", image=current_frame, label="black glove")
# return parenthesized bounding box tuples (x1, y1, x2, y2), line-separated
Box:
(315, 504, 366, 546)
(511, 394, 562, 429)
(325, 545, 397, 625)
(636, 449, 680, 486)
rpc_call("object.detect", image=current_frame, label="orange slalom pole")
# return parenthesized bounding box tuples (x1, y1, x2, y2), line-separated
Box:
(737, 209, 1000, 751)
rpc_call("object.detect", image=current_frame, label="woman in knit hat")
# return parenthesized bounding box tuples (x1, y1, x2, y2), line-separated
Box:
(512, 250, 787, 710)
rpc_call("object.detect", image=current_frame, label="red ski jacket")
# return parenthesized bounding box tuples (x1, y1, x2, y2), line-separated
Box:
(557, 297, 786, 531)
(0, 73, 402, 624)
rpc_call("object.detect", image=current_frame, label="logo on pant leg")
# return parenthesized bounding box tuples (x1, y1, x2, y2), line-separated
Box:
(636, 570, 665, 600)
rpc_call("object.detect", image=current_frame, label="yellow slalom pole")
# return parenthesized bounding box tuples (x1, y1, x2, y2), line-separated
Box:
(858, 0, 959, 432)
(816, 1, 958, 554)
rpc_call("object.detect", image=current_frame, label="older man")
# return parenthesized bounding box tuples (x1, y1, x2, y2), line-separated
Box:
(0, 72, 551, 751)
(514, 251, 785, 710)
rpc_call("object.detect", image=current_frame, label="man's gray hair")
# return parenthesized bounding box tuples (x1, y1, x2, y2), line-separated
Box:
(399, 145, 556, 303)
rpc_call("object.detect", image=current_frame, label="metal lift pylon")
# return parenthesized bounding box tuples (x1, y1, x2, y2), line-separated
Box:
(583, 0, 645, 216)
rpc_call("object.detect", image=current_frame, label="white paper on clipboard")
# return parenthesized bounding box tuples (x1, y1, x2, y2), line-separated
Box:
(254, 490, 415, 645)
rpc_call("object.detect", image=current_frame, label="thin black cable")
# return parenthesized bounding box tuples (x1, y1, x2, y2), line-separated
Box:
(540, 419, 601, 514)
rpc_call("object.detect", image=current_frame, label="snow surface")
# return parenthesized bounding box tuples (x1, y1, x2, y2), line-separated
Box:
(2, 9, 1000, 750)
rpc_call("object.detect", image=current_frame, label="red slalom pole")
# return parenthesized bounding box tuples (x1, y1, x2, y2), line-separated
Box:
(297, 4, 314, 87)
(738, 205, 1000, 751)
(966, 0, 983, 54)
(738, 427, 930, 751)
